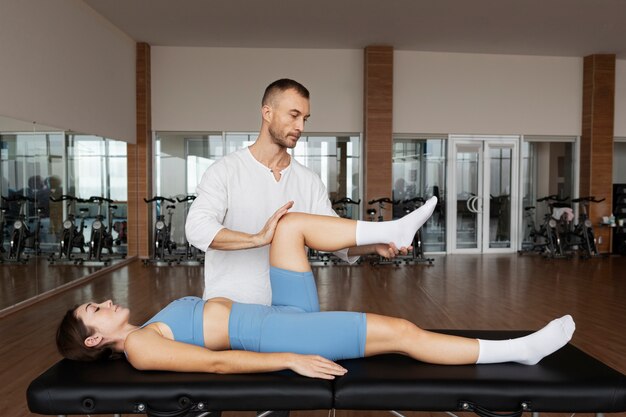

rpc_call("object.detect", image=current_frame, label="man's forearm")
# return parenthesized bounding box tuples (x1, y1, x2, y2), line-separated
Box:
(209, 228, 264, 251)
(346, 244, 378, 257)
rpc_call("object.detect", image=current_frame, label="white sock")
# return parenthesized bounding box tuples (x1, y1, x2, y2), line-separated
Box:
(355, 196, 437, 248)
(476, 315, 575, 365)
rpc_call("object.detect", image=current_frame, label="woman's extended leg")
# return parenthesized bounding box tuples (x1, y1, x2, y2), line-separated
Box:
(270, 196, 437, 271)
(364, 313, 575, 365)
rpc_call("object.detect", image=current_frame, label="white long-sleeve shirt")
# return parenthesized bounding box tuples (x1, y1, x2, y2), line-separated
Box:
(186, 147, 354, 305)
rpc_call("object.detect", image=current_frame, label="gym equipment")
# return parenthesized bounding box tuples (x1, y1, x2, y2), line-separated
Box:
(308, 198, 362, 266)
(565, 196, 604, 258)
(48, 195, 89, 265)
(176, 195, 204, 266)
(0, 195, 41, 263)
(397, 197, 434, 265)
(367, 197, 401, 266)
(84, 196, 125, 266)
(143, 196, 180, 266)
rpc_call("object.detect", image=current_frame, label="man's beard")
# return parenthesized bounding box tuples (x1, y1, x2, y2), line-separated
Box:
(269, 125, 299, 149)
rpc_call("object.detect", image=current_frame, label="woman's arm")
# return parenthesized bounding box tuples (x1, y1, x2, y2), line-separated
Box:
(125, 328, 346, 379)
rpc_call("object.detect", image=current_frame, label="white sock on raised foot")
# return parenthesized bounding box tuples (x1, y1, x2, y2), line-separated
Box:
(476, 315, 576, 365)
(355, 196, 438, 248)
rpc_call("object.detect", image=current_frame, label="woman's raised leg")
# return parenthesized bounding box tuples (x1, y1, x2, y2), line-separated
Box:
(270, 196, 438, 272)
(364, 314, 575, 365)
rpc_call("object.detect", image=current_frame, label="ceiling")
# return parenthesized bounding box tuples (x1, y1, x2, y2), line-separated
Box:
(83, 0, 626, 58)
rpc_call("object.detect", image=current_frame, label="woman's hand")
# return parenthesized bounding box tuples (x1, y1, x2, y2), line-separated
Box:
(254, 201, 294, 247)
(288, 353, 348, 379)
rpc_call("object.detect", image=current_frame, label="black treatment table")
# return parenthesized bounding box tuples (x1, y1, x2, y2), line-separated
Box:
(27, 330, 626, 417)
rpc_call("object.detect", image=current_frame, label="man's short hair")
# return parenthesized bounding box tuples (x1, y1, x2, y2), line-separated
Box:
(262, 79, 310, 106)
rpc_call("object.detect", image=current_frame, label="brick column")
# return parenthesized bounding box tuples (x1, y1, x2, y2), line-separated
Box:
(580, 54, 615, 253)
(364, 46, 393, 220)
(127, 42, 152, 258)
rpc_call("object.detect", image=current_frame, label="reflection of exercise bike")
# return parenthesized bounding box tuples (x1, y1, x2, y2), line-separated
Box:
(308, 198, 363, 267)
(564, 196, 604, 259)
(332, 197, 361, 219)
(143, 196, 180, 266)
(1, 195, 42, 263)
(367, 197, 396, 222)
(367, 197, 401, 266)
(398, 197, 434, 265)
(49, 195, 88, 264)
(86, 196, 117, 264)
(0, 204, 7, 255)
(176, 195, 203, 265)
(520, 195, 570, 258)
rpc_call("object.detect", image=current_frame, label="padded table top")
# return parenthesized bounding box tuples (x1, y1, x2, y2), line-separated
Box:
(335, 330, 626, 413)
(27, 359, 333, 415)
(28, 330, 626, 415)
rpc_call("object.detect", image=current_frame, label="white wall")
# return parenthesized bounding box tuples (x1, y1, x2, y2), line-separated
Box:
(153, 47, 593, 137)
(615, 60, 626, 137)
(394, 51, 583, 136)
(0, 0, 136, 143)
(151, 47, 363, 133)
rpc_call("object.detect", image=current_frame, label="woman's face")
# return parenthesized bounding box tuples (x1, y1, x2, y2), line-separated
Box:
(75, 299, 130, 338)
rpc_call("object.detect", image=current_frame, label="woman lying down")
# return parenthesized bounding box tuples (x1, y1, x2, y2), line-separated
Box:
(56, 197, 575, 379)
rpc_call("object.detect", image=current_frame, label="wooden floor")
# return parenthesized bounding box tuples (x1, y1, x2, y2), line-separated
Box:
(0, 255, 127, 314)
(2, 253, 625, 417)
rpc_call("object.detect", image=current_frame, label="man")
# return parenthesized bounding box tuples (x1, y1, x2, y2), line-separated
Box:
(186, 78, 404, 416)
(186, 78, 403, 306)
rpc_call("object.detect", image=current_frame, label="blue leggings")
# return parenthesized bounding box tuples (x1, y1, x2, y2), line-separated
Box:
(228, 266, 367, 361)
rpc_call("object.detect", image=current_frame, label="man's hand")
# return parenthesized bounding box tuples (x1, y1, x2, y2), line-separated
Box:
(374, 242, 411, 259)
(253, 201, 294, 247)
(288, 353, 347, 379)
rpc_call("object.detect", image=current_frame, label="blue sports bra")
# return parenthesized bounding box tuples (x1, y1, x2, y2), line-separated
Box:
(142, 296, 206, 347)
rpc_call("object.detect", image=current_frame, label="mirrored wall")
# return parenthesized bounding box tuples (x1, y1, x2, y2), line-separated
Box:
(154, 132, 362, 249)
(392, 136, 447, 252)
(520, 136, 576, 249)
(0, 118, 127, 312)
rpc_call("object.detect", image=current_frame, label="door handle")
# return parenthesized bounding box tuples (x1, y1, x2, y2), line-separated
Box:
(473, 196, 482, 213)
(466, 196, 482, 214)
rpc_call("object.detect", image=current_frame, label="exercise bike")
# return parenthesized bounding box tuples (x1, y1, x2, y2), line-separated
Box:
(85, 196, 119, 265)
(397, 197, 434, 266)
(176, 195, 203, 265)
(143, 196, 180, 266)
(48, 195, 88, 265)
(367, 197, 401, 266)
(528, 195, 570, 258)
(0, 204, 7, 256)
(564, 196, 604, 259)
(1, 195, 41, 263)
(307, 197, 362, 266)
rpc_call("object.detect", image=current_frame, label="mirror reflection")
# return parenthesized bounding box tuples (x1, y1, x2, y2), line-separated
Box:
(0, 116, 128, 313)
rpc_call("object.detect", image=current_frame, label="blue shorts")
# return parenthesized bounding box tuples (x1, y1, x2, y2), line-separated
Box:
(228, 267, 367, 361)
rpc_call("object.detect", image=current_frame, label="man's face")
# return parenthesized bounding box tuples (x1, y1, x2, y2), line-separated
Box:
(266, 88, 310, 149)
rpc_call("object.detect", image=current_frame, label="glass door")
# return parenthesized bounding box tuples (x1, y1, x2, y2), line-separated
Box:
(448, 136, 519, 253)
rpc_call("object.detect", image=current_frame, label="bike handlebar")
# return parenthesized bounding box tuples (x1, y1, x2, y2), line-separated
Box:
(536, 195, 569, 203)
(89, 196, 114, 204)
(571, 196, 606, 203)
(176, 195, 197, 203)
(1, 195, 35, 203)
(402, 196, 426, 204)
(367, 197, 397, 205)
(144, 196, 176, 204)
(50, 195, 87, 203)
(332, 197, 361, 205)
